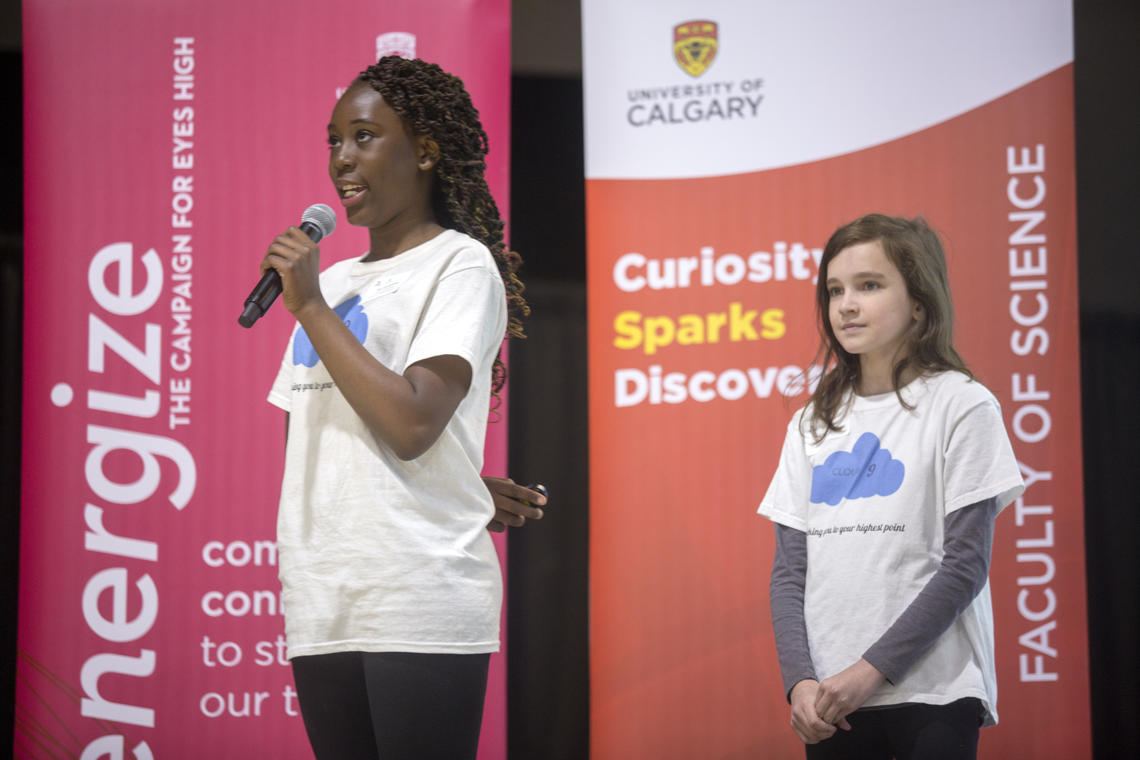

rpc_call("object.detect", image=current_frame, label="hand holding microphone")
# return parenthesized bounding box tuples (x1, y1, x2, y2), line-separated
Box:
(238, 203, 337, 327)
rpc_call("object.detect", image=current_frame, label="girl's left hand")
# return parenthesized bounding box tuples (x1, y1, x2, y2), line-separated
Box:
(813, 658, 886, 729)
(483, 477, 547, 532)
(262, 226, 324, 317)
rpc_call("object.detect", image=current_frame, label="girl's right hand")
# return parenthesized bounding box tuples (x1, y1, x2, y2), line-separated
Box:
(262, 226, 324, 317)
(789, 679, 839, 745)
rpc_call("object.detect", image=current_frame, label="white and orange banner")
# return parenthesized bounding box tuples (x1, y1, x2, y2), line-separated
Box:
(584, 2, 1087, 757)
(19, 1, 511, 757)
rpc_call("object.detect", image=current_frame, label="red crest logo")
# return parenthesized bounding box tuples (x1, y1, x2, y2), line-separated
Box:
(674, 20, 718, 77)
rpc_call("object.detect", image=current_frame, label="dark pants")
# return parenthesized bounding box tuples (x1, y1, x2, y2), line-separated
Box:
(805, 698, 984, 760)
(291, 650, 491, 760)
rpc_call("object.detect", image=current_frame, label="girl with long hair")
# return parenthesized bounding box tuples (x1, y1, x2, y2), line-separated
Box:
(758, 214, 1024, 759)
(259, 56, 532, 759)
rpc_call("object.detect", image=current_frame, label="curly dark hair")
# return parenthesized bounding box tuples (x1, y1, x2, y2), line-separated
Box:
(356, 56, 528, 400)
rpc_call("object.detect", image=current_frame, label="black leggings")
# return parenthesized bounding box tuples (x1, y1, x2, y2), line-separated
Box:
(805, 698, 984, 760)
(291, 650, 490, 760)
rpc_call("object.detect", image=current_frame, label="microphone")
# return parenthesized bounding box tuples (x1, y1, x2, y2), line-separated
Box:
(238, 203, 337, 328)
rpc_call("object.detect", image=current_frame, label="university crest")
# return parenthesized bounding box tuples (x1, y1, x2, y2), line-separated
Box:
(673, 20, 718, 77)
(376, 31, 417, 60)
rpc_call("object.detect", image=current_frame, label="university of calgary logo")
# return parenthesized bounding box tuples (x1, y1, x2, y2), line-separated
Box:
(339, 32, 417, 98)
(376, 31, 416, 60)
(673, 20, 718, 77)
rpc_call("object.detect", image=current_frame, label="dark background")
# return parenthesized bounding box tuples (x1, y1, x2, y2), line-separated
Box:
(2, 1, 1137, 758)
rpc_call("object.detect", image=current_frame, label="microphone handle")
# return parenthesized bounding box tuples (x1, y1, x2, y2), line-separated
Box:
(238, 220, 324, 328)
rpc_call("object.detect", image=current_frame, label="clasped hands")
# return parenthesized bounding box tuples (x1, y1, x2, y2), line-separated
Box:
(789, 658, 885, 745)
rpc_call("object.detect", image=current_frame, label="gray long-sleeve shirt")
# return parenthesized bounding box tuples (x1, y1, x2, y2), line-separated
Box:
(769, 496, 997, 699)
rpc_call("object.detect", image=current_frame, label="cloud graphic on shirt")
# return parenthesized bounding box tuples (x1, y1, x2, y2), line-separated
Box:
(810, 432, 905, 506)
(292, 295, 369, 367)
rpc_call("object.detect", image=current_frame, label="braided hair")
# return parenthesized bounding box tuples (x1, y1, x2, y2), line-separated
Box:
(356, 56, 528, 401)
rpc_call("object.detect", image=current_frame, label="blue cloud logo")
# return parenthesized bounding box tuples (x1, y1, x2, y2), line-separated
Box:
(292, 295, 369, 367)
(810, 432, 905, 506)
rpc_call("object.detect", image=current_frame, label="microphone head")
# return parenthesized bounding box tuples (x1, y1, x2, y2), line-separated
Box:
(301, 203, 337, 241)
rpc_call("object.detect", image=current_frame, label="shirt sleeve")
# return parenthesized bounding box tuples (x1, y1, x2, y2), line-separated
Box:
(770, 523, 817, 700)
(757, 412, 811, 531)
(267, 329, 296, 412)
(405, 265, 506, 374)
(862, 496, 997, 683)
(943, 395, 1025, 515)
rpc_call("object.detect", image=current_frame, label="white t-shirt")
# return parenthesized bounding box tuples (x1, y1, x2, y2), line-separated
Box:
(268, 228, 507, 658)
(758, 371, 1024, 725)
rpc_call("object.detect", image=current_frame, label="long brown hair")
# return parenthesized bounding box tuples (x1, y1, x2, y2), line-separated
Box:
(807, 214, 971, 439)
(357, 56, 528, 403)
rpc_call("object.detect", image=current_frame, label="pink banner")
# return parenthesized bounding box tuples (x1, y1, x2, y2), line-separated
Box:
(18, 1, 511, 757)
